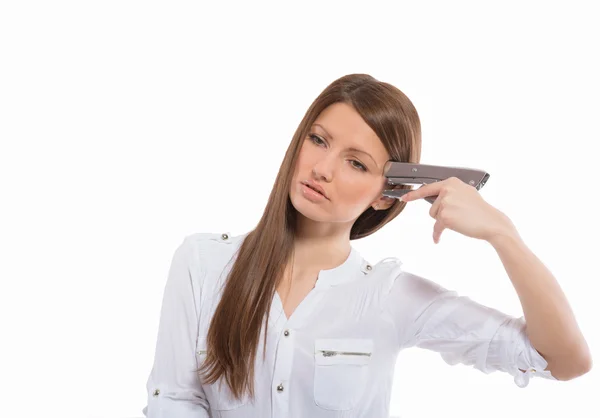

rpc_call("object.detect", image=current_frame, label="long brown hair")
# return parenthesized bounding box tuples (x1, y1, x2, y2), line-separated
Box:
(198, 73, 422, 400)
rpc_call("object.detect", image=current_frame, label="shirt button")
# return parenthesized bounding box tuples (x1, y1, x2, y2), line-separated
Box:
(152, 389, 160, 396)
(277, 384, 284, 392)
(283, 330, 290, 337)
(366, 264, 372, 271)
(221, 233, 229, 240)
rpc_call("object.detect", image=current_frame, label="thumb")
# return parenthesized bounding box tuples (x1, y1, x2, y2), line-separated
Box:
(433, 220, 445, 244)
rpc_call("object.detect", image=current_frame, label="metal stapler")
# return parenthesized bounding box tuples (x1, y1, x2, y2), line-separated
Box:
(382, 161, 490, 204)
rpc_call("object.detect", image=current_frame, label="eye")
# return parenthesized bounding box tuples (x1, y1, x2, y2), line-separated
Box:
(308, 133, 326, 146)
(350, 160, 367, 172)
(308, 133, 368, 172)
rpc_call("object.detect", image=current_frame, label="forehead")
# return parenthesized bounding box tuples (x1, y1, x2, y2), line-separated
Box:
(312, 102, 390, 163)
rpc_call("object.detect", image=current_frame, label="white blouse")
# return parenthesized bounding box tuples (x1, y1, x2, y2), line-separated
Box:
(142, 231, 555, 418)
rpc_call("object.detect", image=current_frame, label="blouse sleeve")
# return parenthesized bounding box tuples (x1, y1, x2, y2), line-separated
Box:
(386, 270, 557, 387)
(142, 235, 210, 417)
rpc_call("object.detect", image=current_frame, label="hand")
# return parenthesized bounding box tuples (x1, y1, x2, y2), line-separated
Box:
(401, 177, 517, 244)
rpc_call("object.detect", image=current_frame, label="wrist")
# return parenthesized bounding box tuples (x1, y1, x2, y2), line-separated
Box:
(486, 217, 521, 248)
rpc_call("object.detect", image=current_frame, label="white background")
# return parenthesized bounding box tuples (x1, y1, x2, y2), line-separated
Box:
(1, 1, 598, 417)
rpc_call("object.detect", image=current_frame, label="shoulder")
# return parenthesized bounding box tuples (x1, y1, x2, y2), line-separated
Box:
(180, 230, 249, 273)
(183, 231, 244, 249)
(364, 255, 404, 280)
(369, 255, 450, 303)
(183, 230, 248, 251)
(393, 270, 447, 295)
(385, 267, 456, 314)
(365, 254, 444, 292)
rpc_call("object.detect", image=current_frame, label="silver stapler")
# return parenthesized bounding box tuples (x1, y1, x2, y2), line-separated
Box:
(382, 161, 490, 204)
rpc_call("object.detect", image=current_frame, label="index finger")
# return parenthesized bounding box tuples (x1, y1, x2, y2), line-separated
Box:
(401, 181, 443, 201)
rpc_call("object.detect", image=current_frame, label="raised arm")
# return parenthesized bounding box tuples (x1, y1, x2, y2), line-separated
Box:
(399, 176, 591, 381)
(385, 270, 557, 388)
(486, 230, 591, 380)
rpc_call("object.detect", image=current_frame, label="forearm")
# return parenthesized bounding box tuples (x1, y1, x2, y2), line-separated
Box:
(488, 228, 592, 380)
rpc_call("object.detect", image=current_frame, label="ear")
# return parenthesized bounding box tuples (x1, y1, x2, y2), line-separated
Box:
(371, 195, 396, 210)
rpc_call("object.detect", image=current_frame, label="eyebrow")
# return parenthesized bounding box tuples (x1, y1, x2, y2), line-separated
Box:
(312, 123, 379, 168)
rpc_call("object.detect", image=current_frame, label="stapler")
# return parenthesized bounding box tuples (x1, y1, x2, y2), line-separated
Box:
(382, 161, 490, 204)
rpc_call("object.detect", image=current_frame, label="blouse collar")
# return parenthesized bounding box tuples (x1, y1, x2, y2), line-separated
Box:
(235, 232, 370, 288)
(314, 245, 370, 288)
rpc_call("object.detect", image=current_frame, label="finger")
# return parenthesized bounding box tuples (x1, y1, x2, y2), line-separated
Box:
(433, 220, 445, 244)
(402, 181, 444, 201)
(429, 193, 443, 219)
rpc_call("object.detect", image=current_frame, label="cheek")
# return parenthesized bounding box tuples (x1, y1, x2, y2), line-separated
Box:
(292, 145, 308, 178)
(294, 143, 311, 168)
(336, 178, 378, 205)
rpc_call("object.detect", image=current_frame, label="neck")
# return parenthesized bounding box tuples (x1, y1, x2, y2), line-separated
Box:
(291, 215, 352, 279)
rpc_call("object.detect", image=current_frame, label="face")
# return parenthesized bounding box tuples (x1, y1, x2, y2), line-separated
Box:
(289, 102, 395, 225)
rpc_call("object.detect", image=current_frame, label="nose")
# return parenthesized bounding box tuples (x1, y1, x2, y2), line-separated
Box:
(311, 155, 335, 182)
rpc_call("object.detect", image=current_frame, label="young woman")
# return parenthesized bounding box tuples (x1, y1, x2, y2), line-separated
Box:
(142, 74, 591, 417)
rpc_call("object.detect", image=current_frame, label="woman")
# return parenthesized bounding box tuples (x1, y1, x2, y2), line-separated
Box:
(142, 74, 591, 417)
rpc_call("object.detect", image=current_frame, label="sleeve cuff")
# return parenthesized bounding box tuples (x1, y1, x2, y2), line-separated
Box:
(508, 316, 557, 388)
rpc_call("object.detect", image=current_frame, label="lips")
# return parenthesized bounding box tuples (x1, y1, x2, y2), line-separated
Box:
(302, 180, 328, 199)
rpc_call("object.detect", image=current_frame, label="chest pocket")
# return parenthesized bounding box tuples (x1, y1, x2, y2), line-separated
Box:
(313, 338, 373, 411)
(196, 339, 250, 412)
